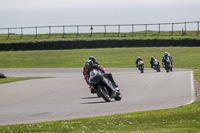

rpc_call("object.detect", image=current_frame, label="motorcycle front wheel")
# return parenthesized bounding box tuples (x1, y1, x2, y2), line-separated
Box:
(165, 65, 169, 73)
(114, 92, 122, 101)
(98, 86, 111, 102)
(140, 66, 144, 73)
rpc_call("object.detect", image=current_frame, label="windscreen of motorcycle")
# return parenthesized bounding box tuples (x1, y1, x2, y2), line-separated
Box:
(166, 57, 170, 63)
(138, 60, 144, 65)
(89, 69, 103, 85)
(154, 60, 159, 65)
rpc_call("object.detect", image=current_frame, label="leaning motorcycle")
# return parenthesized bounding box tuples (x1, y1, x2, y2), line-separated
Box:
(138, 60, 144, 73)
(163, 57, 172, 73)
(153, 59, 161, 72)
(89, 69, 122, 102)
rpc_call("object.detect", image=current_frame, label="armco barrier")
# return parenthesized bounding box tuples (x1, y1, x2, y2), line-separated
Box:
(0, 39, 199, 51)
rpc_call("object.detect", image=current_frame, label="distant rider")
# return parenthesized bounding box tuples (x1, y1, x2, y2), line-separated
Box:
(135, 56, 143, 68)
(150, 56, 155, 68)
(162, 52, 173, 67)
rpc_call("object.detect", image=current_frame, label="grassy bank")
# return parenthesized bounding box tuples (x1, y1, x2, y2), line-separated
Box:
(0, 47, 200, 69)
(0, 31, 199, 44)
(0, 77, 48, 84)
(0, 70, 200, 132)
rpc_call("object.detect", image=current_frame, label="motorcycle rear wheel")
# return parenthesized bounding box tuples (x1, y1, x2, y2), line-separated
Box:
(98, 86, 111, 102)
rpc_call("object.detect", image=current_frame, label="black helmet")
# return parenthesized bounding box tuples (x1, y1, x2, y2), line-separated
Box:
(85, 60, 93, 69)
(151, 56, 154, 60)
(88, 56, 96, 63)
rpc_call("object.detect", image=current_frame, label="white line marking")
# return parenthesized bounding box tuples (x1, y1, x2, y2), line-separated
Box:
(185, 70, 196, 105)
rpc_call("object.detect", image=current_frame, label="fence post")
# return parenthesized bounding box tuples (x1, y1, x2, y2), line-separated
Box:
(76, 25, 79, 37)
(104, 25, 106, 36)
(118, 25, 120, 36)
(20, 27, 23, 39)
(35, 26, 37, 39)
(145, 24, 147, 36)
(62, 25, 65, 38)
(131, 24, 134, 36)
(158, 23, 160, 35)
(197, 21, 199, 36)
(185, 22, 186, 33)
(90, 25, 93, 37)
(183, 22, 186, 36)
(171, 23, 174, 35)
(7, 28, 10, 39)
(48, 26, 51, 38)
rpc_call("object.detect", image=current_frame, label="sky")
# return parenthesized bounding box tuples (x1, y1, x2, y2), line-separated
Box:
(0, 0, 199, 11)
(0, 0, 199, 29)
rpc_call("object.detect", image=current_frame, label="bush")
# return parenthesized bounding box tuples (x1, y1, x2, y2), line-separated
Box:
(0, 73, 6, 78)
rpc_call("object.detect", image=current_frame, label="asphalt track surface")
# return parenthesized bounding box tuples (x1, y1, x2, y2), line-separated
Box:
(0, 68, 195, 125)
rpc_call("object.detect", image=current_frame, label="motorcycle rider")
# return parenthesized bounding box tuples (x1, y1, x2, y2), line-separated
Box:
(83, 60, 118, 93)
(162, 52, 172, 67)
(150, 56, 155, 68)
(88, 56, 99, 65)
(135, 56, 144, 68)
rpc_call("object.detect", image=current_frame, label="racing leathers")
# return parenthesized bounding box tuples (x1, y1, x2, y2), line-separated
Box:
(83, 64, 118, 88)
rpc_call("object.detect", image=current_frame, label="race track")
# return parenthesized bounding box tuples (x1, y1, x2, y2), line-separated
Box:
(0, 68, 195, 125)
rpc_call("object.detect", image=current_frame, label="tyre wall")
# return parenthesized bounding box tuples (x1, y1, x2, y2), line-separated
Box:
(0, 39, 199, 51)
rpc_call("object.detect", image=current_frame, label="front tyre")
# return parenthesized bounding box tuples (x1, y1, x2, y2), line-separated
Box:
(114, 92, 122, 101)
(98, 86, 111, 102)
(166, 65, 169, 73)
(140, 66, 144, 73)
(156, 66, 161, 72)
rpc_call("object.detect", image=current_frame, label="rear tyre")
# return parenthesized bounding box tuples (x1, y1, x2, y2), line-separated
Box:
(98, 86, 111, 102)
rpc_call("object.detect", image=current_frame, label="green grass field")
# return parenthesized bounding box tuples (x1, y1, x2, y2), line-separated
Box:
(0, 31, 199, 44)
(0, 47, 200, 69)
(0, 47, 200, 132)
(0, 77, 48, 84)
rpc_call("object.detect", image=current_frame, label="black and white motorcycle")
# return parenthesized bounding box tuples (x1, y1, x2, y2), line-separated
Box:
(163, 57, 172, 73)
(89, 69, 122, 102)
(153, 59, 161, 72)
(138, 60, 144, 73)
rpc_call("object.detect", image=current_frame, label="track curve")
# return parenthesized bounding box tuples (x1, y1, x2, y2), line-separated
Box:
(0, 68, 195, 125)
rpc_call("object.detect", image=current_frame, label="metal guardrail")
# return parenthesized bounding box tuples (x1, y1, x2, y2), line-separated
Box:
(0, 21, 199, 39)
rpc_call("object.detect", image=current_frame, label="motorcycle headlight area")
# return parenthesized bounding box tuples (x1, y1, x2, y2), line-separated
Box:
(90, 70, 97, 78)
(138, 61, 144, 65)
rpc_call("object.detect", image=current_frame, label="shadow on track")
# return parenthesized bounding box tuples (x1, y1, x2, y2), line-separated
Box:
(81, 101, 115, 104)
(81, 96, 100, 99)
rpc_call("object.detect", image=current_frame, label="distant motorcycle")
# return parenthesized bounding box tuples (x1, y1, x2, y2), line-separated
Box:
(89, 69, 122, 102)
(153, 59, 161, 72)
(163, 57, 172, 72)
(138, 60, 144, 73)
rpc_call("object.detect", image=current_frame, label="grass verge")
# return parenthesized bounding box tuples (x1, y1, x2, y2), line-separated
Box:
(0, 31, 199, 44)
(0, 70, 199, 132)
(0, 47, 200, 69)
(0, 77, 48, 84)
